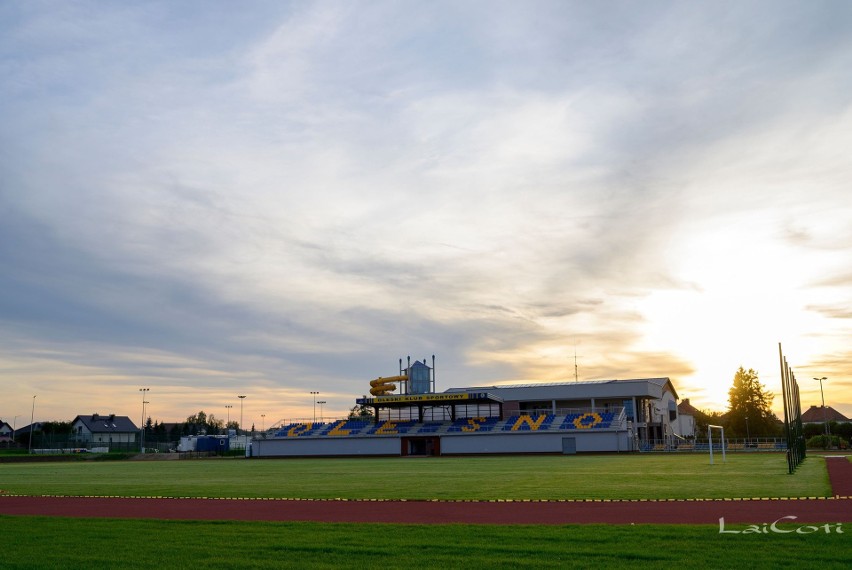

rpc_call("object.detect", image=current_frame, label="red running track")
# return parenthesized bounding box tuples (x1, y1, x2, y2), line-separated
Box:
(0, 456, 849, 525)
(0, 495, 851, 525)
(825, 455, 852, 496)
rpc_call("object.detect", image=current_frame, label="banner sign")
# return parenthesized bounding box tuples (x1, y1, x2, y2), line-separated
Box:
(356, 392, 490, 405)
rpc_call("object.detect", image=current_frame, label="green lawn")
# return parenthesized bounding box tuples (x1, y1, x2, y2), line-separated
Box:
(3, 516, 849, 569)
(0, 454, 830, 500)
(1, 455, 843, 569)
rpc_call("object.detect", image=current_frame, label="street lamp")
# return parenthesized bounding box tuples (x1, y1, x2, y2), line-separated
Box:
(139, 388, 149, 453)
(238, 395, 246, 434)
(225, 404, 233, 428)
(744, 416, 750, 446)
(317, 401, 326, 422)
(261, 414, 266, 432)
(28, 395, 36, 454)
(310, 391, 319, 422)
(813, 377, 829, 436)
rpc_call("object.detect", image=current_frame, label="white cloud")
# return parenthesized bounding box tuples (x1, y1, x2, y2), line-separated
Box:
(2, 1, 852, 421)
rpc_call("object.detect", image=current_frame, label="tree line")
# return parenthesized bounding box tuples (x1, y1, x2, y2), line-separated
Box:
(693, 366, 851, 446)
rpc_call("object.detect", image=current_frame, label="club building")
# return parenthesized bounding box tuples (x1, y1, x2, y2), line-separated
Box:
(250, 359, 687, 458)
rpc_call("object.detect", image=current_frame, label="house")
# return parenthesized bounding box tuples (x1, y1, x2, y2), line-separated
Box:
(0, 420, 14, 443)
(71, 413, 138, 446)
(675, 398, 698, 438)
(801, 405, 850, 425)
(15, 422, 43, 438)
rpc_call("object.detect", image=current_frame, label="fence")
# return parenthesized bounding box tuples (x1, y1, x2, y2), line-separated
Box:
(639, 438, 787, 452)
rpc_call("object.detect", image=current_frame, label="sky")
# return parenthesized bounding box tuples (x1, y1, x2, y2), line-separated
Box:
(2, 1, 851, 429)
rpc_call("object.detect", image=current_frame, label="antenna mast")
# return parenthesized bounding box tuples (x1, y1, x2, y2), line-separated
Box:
(574, 345, 579, 383)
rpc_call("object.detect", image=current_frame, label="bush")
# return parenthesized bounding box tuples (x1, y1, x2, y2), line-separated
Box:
(805, 434, 845, 449)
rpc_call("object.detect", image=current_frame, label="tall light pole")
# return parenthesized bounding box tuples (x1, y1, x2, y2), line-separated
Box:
(310, 391, 319, 422)
(813, 377, 829, 436)
(261, 414, 266, 432)
(238, 395, 246, 435)
(139, 388, 149, 453)
(28, 395, 36, 454)
(12, 415, 18, 443)
(317, 401, 326, 422)
(744, 416, 750, 446)
(225, 404, 233, 428)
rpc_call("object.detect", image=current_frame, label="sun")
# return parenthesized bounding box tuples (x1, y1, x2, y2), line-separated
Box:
(634, 218, 828, 413)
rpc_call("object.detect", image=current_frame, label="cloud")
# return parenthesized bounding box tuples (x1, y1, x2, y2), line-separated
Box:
(2, 1, 852, 420)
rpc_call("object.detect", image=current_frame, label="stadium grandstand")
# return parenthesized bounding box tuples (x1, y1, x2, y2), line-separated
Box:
(249, 356, 693, 458)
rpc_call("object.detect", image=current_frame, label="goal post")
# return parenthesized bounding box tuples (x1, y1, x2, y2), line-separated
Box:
(708, 424, 726, 464)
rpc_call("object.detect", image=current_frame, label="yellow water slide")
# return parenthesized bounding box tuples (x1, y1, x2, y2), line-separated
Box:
(369, 374, 407, 396)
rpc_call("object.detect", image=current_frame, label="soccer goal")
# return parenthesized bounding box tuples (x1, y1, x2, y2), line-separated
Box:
(708, 424, 726, 464)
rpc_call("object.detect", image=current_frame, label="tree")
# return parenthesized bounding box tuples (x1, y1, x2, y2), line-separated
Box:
(206, 414, 225, 434)
(693, 408, 724, 438)
(348, 399, 375, 421)
(151, 420, 167, 443)
(186, 411, 207, 427)
(832, 421, 852, 445)
(184, 411, 224, 435)
(39, 421, 72, 447)
(726, 367, 780, 437)
(40, 421, 72, 435)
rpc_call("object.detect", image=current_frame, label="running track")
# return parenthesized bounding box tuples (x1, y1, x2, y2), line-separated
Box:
(1, 456, 850, 525)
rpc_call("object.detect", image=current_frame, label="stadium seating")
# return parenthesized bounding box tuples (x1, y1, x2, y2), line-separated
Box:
(274, 422, 327, 437)
(416, 422, 444, 434)
(321, 419, 372, 437)
(559, 412, 614, 430)
(447, 417, 500, 433)
(271, 411, 627, 439)
(367, 420, 417, 435)
(502, 414, 556, 431)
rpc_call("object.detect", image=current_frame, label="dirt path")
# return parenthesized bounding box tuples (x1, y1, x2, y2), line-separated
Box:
(1, 456, 848, 525)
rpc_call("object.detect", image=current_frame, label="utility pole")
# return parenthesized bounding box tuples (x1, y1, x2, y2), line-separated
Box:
(813, 377, 829, 437)
(28, 395, 36, 454)
(139, 388, 149, 453)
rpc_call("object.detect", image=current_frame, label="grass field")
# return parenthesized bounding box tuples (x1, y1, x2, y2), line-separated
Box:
(2, 454, 845, 569)
(3, 516, 850, 569)
(0, 454, 831, 499)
